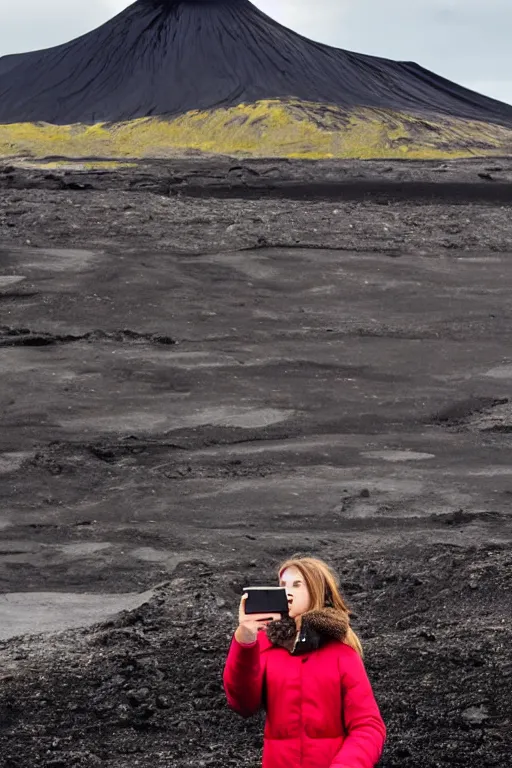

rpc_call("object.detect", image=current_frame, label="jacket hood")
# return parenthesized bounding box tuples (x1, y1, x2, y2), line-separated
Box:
(266, 608, 349, 655)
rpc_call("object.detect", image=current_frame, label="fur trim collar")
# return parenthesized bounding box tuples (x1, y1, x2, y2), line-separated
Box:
(266, 608, 349, 655)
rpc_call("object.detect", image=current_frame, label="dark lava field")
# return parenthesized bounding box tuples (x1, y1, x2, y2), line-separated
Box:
(0, 156, 511, 768)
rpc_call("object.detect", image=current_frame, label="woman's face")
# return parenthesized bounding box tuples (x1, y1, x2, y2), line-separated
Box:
(280, 565, 311, 618)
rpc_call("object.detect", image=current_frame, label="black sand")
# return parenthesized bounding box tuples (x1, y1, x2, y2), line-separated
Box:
(0, 157, 511, 767)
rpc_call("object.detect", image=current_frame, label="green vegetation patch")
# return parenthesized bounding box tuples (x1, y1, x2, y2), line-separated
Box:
(1, 100, 512, 160)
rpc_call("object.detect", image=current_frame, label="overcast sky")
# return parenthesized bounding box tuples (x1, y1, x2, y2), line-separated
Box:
(0, 0, 510, 106)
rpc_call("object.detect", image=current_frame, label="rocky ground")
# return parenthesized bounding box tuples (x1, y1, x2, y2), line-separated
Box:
(0, 156, 511, 767)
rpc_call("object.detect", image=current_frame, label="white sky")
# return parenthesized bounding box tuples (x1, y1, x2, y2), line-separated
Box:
(0, 0, 511, 106)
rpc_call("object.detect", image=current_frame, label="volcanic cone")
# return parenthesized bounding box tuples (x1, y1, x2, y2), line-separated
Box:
(1, 0, 512, 158)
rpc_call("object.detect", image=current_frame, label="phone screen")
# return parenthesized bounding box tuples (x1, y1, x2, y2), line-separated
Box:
(243, 586, 289, 615)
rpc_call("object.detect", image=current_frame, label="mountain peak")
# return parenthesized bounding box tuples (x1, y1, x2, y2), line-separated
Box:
(0, 1, 511, 127)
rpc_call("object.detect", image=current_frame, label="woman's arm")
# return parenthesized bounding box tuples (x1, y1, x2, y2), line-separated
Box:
(222, 634, 265, 718)
(330, 647, 386, 768)
(223, 593, 279, 718)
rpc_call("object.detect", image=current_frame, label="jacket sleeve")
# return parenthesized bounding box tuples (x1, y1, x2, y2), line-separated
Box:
(330, 647, 386, 768)
(222, 634, 265, 718)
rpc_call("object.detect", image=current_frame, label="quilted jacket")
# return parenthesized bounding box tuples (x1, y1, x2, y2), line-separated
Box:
(223, 609, 386, 768)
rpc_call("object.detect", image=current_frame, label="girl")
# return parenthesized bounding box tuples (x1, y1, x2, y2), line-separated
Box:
(223, 556, 386, 768)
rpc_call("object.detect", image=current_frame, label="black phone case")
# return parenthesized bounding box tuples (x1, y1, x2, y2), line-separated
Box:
(244, 587, 289, 615)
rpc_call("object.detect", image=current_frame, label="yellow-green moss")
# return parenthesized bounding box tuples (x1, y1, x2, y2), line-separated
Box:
(1, 99, 512, 160)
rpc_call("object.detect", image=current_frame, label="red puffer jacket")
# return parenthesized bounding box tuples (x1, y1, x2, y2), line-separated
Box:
(223, 611, 386, 768)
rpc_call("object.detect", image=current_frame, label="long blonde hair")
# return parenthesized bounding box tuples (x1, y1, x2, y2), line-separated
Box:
(278, 555, 363, 657)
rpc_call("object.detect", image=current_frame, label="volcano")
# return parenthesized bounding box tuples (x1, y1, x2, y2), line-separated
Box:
(0, 0, 512, 127)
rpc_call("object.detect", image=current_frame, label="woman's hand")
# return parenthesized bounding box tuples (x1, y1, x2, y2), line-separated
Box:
(234, 594, 282, 645)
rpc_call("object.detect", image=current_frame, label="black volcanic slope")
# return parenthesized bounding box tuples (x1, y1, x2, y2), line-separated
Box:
(1, 0, 512, 126)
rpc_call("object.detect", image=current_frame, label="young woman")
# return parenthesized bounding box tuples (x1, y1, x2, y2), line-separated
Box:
(223, 556, 386, 768)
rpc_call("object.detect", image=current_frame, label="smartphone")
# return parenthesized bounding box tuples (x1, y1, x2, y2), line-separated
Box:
(243, 586, 289, 615)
